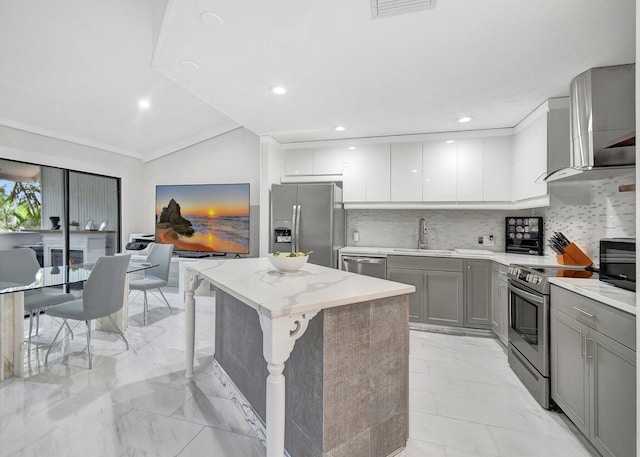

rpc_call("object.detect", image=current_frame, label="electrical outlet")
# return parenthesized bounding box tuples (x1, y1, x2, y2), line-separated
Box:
(477, 236, 483, 244)
(483, 235, 495, 247)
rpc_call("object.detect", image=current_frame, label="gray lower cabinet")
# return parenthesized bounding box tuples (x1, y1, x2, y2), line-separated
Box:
(424, 269, 464, 326)
(464, 260, 492, 329)
(386, 267, 423, 321)
(387, 256, 464, 326)
(550, 285, 636, 457)
(490, 262, 508, 345)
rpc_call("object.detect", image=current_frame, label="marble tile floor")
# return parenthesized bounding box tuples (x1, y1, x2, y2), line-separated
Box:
(1, 290, 596, 457)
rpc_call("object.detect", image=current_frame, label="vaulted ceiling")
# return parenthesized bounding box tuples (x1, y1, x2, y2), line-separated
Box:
(0, 0, 635, 161)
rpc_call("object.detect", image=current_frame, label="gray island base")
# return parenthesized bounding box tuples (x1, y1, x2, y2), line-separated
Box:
(183, 257, 414, 457)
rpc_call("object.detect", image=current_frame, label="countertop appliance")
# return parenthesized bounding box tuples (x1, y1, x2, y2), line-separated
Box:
(342, 255, 387, 279)
(599, 238, 635, 291)
(505, 217, 543, 255)
(507, 264, 594, 408)
(541, 63, 635, 182)
(125, 233, 154, 255)
(270, 183, 345, 269)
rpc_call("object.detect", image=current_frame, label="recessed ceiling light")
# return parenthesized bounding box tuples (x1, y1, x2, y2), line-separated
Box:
(457, 116, 472, 123)
(446, 140, 455, 144)
(180, 60, 199, 71)
(271, 86, 287, 95)
(348, 146, 357, 150)
(335, 125, 346, 132)
(200, 11, 223, 28)
(411, 169, 418, 173)
(138, 99, 150, 109)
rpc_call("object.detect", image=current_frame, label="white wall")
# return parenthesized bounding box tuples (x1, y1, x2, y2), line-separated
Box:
(141, 127, 261, 255)
(0, 125, 144, 250)
(259, 136, 285, 256)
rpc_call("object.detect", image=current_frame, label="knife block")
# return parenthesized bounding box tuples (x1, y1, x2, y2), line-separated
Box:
(556, 243, 593, 266)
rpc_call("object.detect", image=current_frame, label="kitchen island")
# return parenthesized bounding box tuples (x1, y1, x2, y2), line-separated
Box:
(183, 257, 415, 457)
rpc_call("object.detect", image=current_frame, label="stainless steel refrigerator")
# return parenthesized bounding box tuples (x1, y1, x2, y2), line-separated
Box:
(270, 183, 345, 268)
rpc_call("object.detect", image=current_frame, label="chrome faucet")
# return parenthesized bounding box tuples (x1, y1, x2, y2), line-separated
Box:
(418, 217, 428, 249)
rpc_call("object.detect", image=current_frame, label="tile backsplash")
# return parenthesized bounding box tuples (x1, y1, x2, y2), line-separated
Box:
(534, 173, 636, 264)
(346, 172, 635, 266)
(347, 208, 511, 251)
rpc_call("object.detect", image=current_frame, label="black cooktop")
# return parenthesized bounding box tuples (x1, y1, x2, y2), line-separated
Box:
(527, 265, 598, 278)
(508, 264, 598, 294)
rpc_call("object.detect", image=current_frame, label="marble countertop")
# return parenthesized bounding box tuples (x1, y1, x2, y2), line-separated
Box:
(549, 277, 636, 315)
(339, 246, 563, 267)
(184, 257, 415, 318)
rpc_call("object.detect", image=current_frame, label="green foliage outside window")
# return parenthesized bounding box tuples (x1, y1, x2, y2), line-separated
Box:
(0, 181, 41, 231)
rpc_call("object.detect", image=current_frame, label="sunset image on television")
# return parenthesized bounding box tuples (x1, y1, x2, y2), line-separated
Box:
(155, 184, 250, 254)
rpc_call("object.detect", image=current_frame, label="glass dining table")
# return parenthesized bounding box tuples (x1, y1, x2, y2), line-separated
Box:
(0, 259, 157, 381)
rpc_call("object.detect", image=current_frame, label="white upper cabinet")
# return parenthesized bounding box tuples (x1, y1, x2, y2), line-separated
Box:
(456, 139, 484, 201)
(313, 147, 343, 175)
(423, 137, 510, 203)
(292, 100, 563, 209)
(391, 143, 423, 202)
(483, 136, 512, 201)
(342, 148, 366, 202)
(512, 113, 548, 202)
(366, 144, 391, 202)
(343, 144, 390, 203)
(511, 99, 568, 203)
(284, 147, 343, 176)
(422, 140, 457, 201)
(284, 149, 313, 176)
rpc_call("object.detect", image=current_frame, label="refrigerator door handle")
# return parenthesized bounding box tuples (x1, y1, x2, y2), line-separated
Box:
(294, 205, 301, 252)
(291, 205, 298, 253)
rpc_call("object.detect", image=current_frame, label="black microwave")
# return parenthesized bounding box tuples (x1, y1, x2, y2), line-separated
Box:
(599, 238, 636, 291)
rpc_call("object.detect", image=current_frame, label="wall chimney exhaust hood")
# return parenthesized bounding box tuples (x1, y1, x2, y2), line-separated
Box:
(539, 63, 635, 182)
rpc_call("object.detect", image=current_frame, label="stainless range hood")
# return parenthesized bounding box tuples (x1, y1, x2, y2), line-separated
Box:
(540, 63, 635, 182)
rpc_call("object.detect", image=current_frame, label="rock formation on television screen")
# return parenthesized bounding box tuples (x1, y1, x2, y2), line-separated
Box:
(158, 199, 194, 235)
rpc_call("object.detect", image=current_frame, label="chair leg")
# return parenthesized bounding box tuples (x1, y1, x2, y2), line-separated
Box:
(86, 321, 92, 369)
(64, 320, 74, 340)
(27, 311, 34, 348)
(157, 289, 173, 314)
(45, 319, 68, 365)
(143, 290, 148, 326)
(108, 315, 129, 350)
(35, 309, 40, 336)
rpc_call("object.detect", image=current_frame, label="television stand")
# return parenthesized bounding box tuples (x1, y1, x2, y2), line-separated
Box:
(178, 252, 212, 259)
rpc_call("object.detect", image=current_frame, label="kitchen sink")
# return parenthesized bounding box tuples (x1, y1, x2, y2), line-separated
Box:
(453, 248, 493, 256)
(392, 248, 453, 255)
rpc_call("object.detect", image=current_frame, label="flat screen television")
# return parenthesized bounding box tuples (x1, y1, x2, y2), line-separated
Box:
(155, 183, 250, 255)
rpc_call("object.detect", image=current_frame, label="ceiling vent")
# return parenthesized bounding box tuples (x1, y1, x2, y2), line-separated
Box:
(371, 0, 437, 19)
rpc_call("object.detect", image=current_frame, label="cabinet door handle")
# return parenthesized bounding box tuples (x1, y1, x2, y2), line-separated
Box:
(580, 331, 585, 359)
(585, 337, 593, 360)
(572, 306, 595, 319)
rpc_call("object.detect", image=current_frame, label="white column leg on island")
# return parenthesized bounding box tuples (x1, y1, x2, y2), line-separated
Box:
(259, 311, 317, 457)
(184, 268, 203, 381)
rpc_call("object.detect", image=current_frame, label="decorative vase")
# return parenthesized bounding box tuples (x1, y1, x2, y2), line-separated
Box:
(49, 216, 61, 230)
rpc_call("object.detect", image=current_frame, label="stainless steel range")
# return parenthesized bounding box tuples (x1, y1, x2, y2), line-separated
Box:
(507, 264, 594, 408)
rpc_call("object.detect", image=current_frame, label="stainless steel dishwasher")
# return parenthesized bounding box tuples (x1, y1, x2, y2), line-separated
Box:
(342, 255, 387, 279)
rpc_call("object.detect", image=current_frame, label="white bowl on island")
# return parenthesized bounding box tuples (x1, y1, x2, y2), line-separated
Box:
(268, 252, 310, 272)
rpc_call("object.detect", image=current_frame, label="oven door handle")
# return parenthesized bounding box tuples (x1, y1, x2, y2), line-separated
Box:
(509, 284, 545, 305)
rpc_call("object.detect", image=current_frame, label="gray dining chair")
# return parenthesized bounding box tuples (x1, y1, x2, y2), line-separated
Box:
(0, 248, 74, 348)
(45, 254, 131, 369)
(129, 243, 174, 325)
